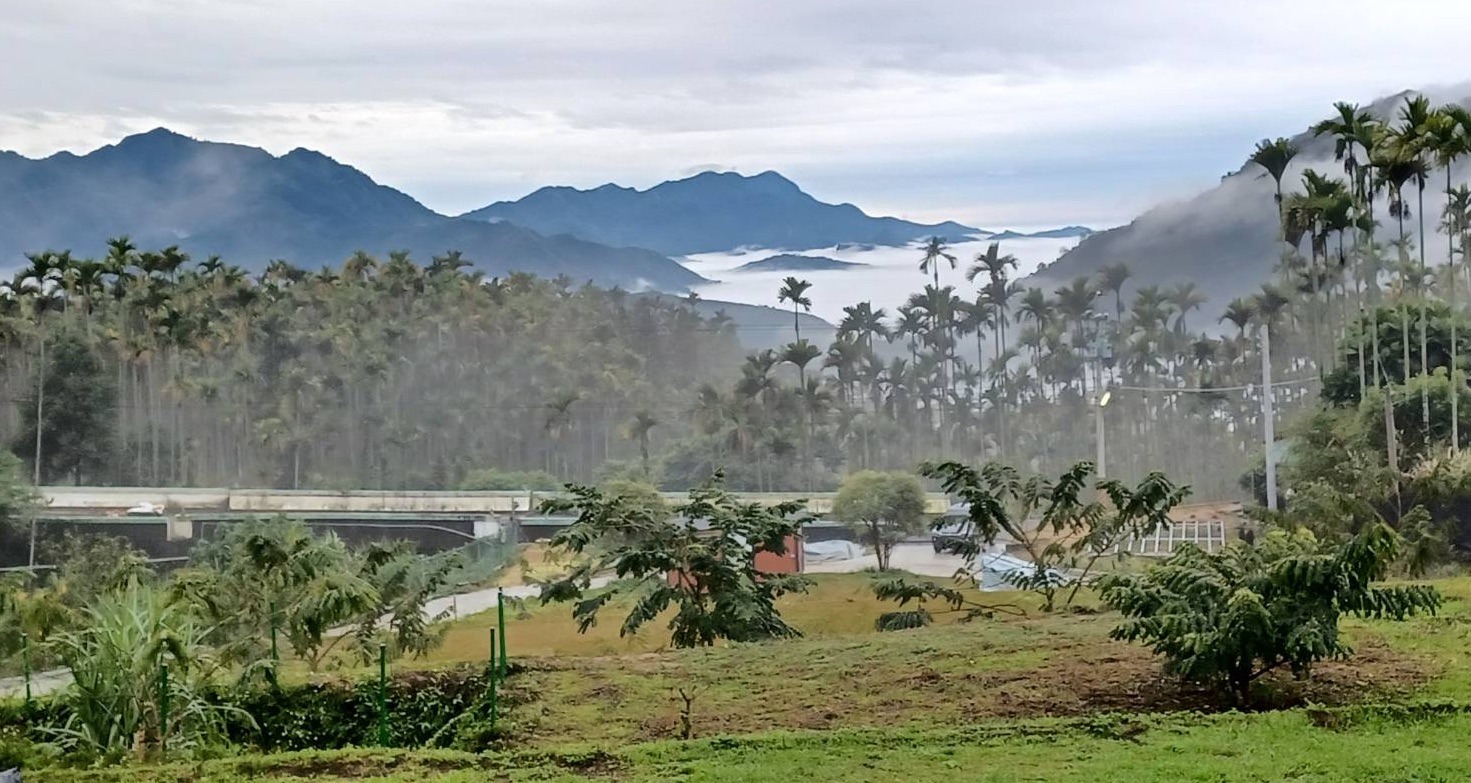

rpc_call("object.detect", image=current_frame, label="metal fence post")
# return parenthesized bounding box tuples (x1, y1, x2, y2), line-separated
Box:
(489, 627, 498, 683)
(377, 643, 388, 747)
(159, 662, 170, 757)
(497, 588, 507, 679)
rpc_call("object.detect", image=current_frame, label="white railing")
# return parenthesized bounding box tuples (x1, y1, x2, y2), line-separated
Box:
(1116, 520, 1228, 556)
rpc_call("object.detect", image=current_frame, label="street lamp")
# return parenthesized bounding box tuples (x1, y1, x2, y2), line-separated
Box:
(1087, 312, 1114, 479)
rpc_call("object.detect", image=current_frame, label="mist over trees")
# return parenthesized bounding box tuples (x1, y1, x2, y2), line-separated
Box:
(1, 96, 1469, 502)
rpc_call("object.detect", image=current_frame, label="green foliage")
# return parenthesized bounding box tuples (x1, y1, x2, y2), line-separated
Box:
(869, 574, 1022, 631)
(47, 580, 248, 757)
(0, 533, 153, 673)
(540, 474, 812, 647)
(1323, 302, 1471, 408)
(349, 541, 461, 664)
(1100, 524, 1441, 704)
(0, 453, 38, 535)
(174, 518, 379, 673)
(223, 667, 498, 751)
(10, 330, 118, 485)
(920, 460, 1189, 611)
(831, 470, 927, 571)
(456, 469, 561, 492)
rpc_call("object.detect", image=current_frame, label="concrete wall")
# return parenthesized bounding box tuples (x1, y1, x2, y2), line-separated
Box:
(39, 486, 953, 515)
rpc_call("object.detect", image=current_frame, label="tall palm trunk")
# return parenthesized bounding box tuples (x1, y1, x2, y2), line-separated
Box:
(1449, 164, 1463, 451)
(1418, 178, 1431, 430)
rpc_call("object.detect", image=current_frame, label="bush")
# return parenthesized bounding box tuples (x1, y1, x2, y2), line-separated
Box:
(1100, 523, 1440, 705)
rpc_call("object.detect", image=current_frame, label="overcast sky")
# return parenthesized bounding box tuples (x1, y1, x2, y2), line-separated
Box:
(5, 0, 1471, 229)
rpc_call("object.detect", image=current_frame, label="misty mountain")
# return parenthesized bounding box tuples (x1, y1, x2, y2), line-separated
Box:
(634, 292, 837, 352)
(0, 128, 706, 290)
(732, 254, 864, 273)
(987, 226, 1095, 240)
(462, 170, 981, 256)
(1026, 89, 1466, 321)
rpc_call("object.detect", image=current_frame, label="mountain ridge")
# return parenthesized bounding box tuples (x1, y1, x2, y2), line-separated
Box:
(463, 170, 981, 256)
(0, 128, 706, 291)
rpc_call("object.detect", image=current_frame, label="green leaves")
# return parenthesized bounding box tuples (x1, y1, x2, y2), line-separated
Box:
(919, 459, 1190, 612)
(1100, 523, 1441, 704)
(541, 474, 811, 648)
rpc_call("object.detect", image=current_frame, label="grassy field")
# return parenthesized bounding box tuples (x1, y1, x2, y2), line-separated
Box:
(44, 708, 1471, 782)
(34, 572, 1471, 781)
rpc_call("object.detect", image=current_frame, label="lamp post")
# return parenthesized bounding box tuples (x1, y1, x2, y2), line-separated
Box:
(1088, 312, 1115, 478)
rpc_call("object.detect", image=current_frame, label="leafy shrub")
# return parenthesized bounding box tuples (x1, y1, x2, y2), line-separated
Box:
(1100, 523, 1440, 704)
(224, 666, 496, 751)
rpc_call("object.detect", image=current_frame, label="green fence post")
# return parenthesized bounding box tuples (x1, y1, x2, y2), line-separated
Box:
(488, 666, 498, 729)
(159, 662, 170, 757)
(489, 627, 498, 683)
(21, 632, 31, 711)
(377, 643, 388, 747)
(497, 588, 507, 678)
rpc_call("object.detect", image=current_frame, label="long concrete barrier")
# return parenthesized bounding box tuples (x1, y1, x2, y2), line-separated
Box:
(38, 486, 954, 515)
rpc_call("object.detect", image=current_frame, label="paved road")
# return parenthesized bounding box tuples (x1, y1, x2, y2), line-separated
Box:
(0, 576, 613, 699)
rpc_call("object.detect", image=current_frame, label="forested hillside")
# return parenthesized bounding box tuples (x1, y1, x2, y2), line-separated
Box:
(0, 243, 743, 489)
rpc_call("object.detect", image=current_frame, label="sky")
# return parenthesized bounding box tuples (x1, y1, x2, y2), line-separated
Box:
(5, 0, 1471, 229)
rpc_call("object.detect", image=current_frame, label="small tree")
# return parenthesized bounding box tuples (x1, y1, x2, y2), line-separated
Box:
(540, 474, 811, 648)
(174, 517, 378, 672)
(1100, 523, 1440, 705)
(11, 332, 117, 485)
(831, 470, 927, 571)
(920, 460, 1188, 611)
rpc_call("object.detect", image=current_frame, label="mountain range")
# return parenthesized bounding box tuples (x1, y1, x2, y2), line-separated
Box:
(462, 170, 981, 256)
(986, 226, 1094, 241)
(0, 128, 707, 291)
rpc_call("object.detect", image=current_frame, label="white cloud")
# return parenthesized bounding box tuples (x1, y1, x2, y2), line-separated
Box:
(4, 0, 1471, 226)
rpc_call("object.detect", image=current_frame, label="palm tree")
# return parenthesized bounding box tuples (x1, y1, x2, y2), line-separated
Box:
(837, 301, 889, 354)
(1220, 298, 1256, 347)
(781, 339, 822, 390)
(1374, 140, 1428, 388)
(918, 237, 956, 288)
(777, 277, 813, 341)
(1430, 105, 1471, 450)
(1165, 281, 1207, 334)
(965, 242, 1018, 286)
(1396, 94, 1436, 430)
(1096, 263, 1132, 319)
(625, 410, 659, 477)
(1250, 137, 1300, 285)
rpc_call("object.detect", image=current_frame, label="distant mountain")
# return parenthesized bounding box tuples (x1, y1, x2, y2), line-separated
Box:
(462, 170, 981, 255)
(987, 226, 1095, 241)
(732, 254, 865, 273)
(633, 293, 836, 351)
(1026, 89, 1468, 316)
(0, 129, 706, 291)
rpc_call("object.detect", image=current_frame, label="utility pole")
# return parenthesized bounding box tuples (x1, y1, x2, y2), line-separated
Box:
(1090, 313, 1112, 479)
(1260, 323, 1278, 511)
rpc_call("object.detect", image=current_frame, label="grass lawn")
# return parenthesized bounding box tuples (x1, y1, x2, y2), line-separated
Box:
(28, 572, 1471, 781)
(43, 708, 1471, 782)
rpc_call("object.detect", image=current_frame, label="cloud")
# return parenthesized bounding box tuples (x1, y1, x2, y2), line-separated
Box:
(4, 0, 1471, 225)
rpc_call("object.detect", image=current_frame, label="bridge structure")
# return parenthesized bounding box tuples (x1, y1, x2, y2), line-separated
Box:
(1, 486, 951, 570)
